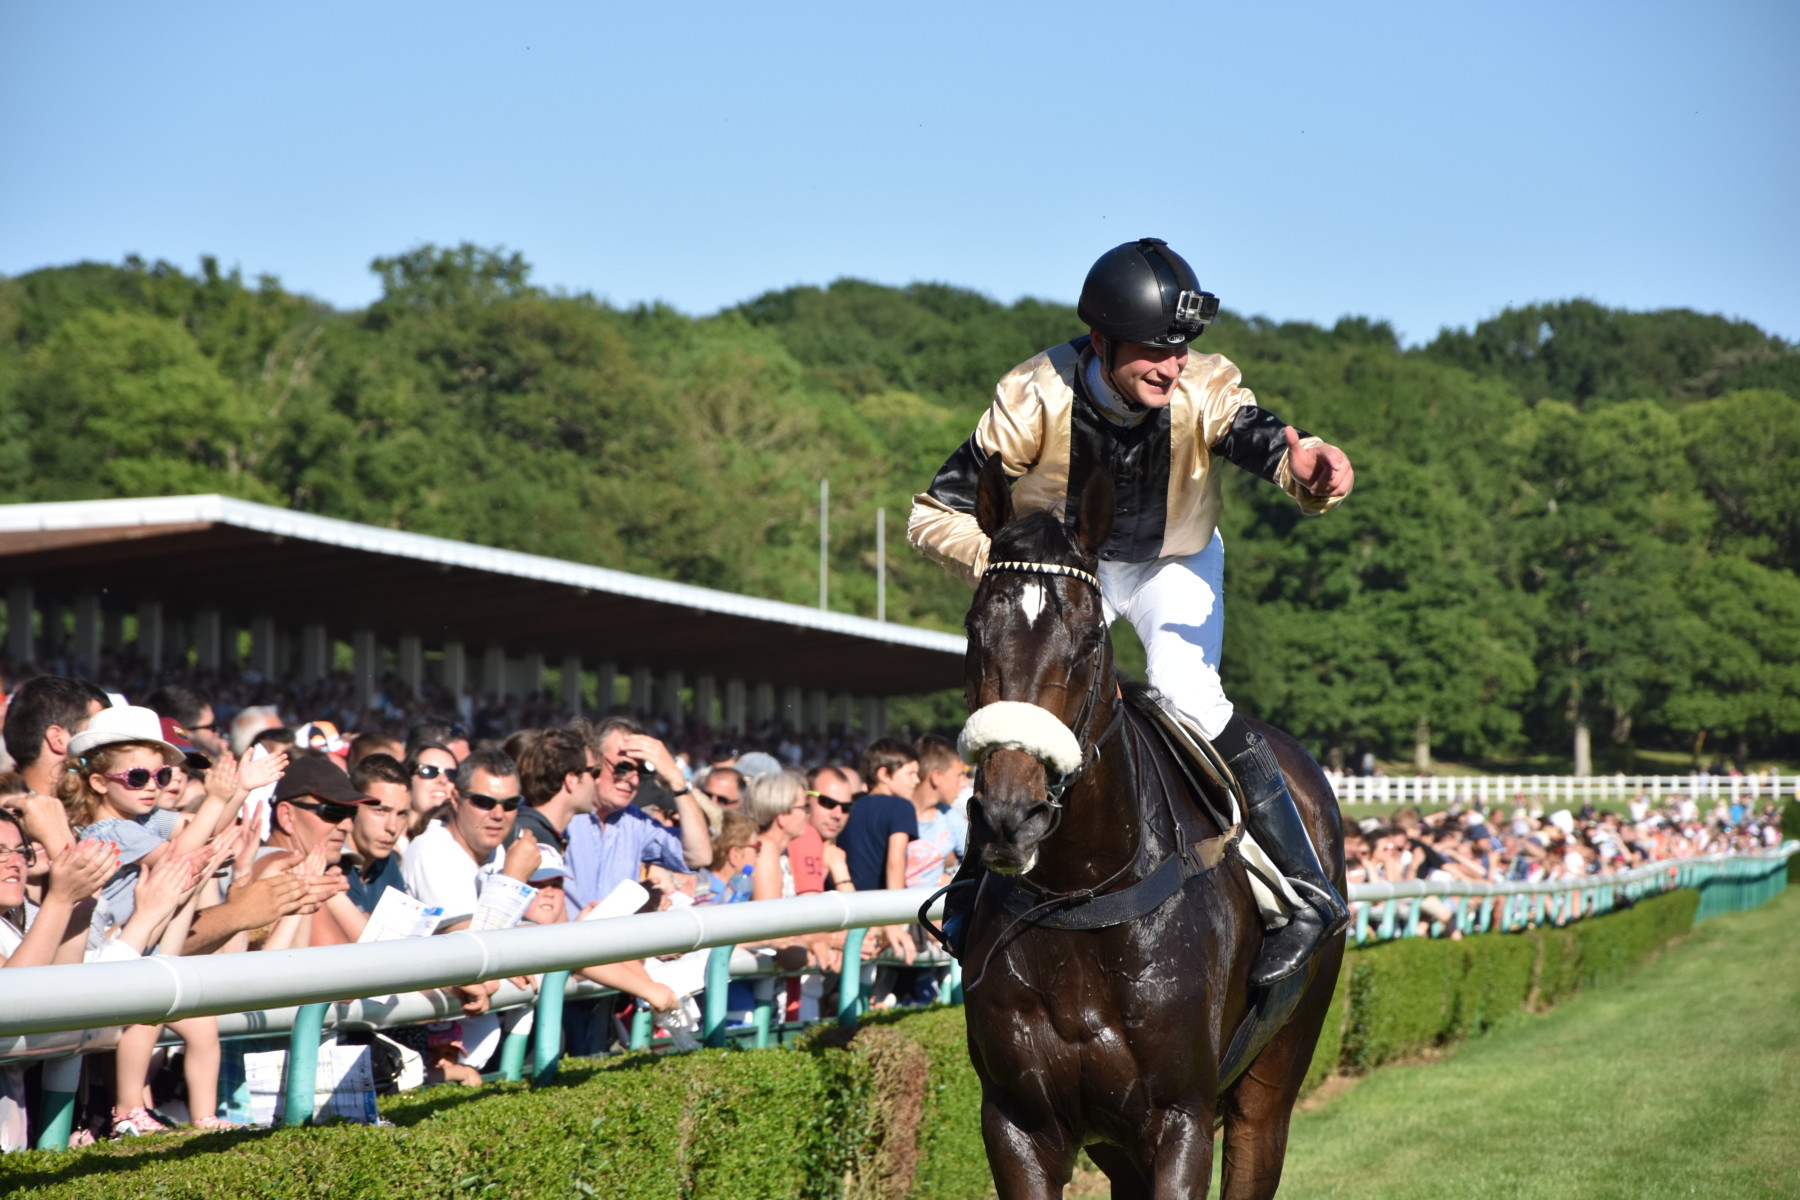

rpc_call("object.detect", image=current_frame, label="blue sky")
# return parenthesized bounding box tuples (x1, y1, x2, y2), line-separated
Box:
(3, 1, 1795, 346)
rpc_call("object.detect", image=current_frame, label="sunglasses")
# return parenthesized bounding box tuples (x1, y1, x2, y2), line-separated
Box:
(0, 844, 36, 866)
(103, 767, 176, 790)
(286, 798, 363, 824)
(412, 764, 453, 780)
(607, 759, 645, 779)
(465, 793, 522, 813)
(805, 791, 851, 812)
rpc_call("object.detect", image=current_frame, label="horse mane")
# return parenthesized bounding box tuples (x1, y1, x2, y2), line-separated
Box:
(1118, 680, 1166, 721)
(989, 510, 1092, 571)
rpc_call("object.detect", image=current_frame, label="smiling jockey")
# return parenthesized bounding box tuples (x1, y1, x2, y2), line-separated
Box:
(908, 237, 1353, 987)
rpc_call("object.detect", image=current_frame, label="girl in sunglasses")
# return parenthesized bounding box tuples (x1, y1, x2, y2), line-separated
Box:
(59, 705, 281, 1136)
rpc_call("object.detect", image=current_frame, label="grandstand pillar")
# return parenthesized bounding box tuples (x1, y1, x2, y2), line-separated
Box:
(483, 646, 508, 699)
(102, 608, 124, 655)
(560, 655, 583, 716)
(595, 661, 618, 714)
(805, 689, 829, 735)
(135, 598, 162, 669)
(299, 624, 330, 683)
(73, 591, 102, 676)
(4, 582, 33, 664)
(724, 678, 747, 734)
(832, 693, 854, 735)
(441, 641, 468, 704)
(694, 675, 718, 728)
(397, 634, 423, 697)
(780, 684, 803, 729)
(661, 669, 685, 728)
(524, 652, 546, 697)
(194, 609, 223, 672)
(861, 696, 887, 739)
(249, 617, 278, 677)
(751, 681, 775, 726)
(630, 667, 653, 716)
(352, 630, 378, 711)
(43, 597, 68, 661)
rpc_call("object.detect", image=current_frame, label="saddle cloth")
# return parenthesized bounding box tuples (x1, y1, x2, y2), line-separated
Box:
(1143, 701, 1306, 929)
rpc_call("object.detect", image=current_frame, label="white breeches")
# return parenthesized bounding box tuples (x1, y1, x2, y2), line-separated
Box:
(1099, 530, 1234, 740)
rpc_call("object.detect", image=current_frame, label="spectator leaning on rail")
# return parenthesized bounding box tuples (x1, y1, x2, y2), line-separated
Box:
(508, 727, 597, 874)
(909, 237, 1356, 985)
(837, 738, 919, 964)
(314, 753, 414, 941)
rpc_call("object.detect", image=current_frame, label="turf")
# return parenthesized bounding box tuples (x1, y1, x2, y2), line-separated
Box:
(1266, 887, 1800, 1199)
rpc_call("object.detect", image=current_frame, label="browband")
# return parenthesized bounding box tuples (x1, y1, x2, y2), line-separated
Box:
(983, 560, 1101, 590)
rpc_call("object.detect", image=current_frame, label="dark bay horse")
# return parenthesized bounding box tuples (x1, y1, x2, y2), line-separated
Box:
(956, 456, 1345, 1199)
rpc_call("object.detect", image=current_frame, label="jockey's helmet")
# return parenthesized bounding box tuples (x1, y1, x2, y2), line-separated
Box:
(1077, 238, 1219, 348)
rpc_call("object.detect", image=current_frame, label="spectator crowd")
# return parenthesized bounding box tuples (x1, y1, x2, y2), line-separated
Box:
(0, 659, 1786, 1150)
(0, 664, 967, 1149)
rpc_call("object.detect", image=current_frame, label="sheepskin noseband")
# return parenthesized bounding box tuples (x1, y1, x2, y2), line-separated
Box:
(958, 701, 1084, 778)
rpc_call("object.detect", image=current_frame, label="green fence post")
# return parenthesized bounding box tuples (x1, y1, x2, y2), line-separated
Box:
(838, 928, 869, 1027)
(703, 945, 735, 1048)
(752, 977, 775, 1048)
(629, 1006, 652, 1050)
(33, 1055, 81, 1150)
(533, 970, 570, 1086)
(282, 1002, 329, 1127)
(498, 1007, 531, 1082)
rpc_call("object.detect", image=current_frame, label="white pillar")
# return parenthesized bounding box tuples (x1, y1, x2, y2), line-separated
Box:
(135, 598, 163, 669)
(194, 609, 223, 672)
(661, 669, 685, 727)
(751, 681, 775, 726)
(441, 641, 467, 705)
(833, 693, 854, 734)
(595, 661, 618, 714)
(806, 689, 829, 735)
(724, 678, 747, 734)
(73, 591, 102, 676)
(5, 583, 34, 664)
(352, 630, 379, 710)
(398, 634, 424, 697)
(861, 696, 887, 739)
(300, 623, 330, 683)
(250, 616, 279, 677)
(780, 685, 804, 729)
(482, 646, 508, 698)
(560, 655, 584, 716)
(630, 667, 653, 715)
(694, 675, 718, 728)
(524, 651, 546, 697)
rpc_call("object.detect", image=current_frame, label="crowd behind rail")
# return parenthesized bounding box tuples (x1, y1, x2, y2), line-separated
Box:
(0, 660, 1787, 1151)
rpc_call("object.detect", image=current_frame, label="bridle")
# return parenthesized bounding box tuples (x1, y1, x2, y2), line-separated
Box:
(978, 559, 1124, 819)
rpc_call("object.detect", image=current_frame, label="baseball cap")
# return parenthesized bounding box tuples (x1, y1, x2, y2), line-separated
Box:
(734, 751, 783, 779)
(273, 756, 371, 808)
(159, 717, 214, 771)
(295, 720, 350, 757)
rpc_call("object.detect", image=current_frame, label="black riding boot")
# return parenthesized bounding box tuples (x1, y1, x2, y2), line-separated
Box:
(1230, 732, 1349, 988)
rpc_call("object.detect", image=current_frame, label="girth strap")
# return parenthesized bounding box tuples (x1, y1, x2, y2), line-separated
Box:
(983, 825, 1242, 932)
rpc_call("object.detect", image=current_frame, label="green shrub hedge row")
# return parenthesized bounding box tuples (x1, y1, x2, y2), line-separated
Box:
(0, 890, 1704, 1200)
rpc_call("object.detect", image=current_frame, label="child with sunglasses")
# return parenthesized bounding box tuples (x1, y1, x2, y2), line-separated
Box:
(59, 706, 280, 1136)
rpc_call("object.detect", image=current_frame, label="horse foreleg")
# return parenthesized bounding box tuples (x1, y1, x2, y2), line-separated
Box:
(1137, 1108, 1214, 1200)
(981, 1090, 1078, 1200)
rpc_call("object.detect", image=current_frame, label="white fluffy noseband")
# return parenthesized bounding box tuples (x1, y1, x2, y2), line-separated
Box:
(958, 701, 1084, 778)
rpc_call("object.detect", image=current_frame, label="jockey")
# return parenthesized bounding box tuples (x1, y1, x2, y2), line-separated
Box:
(908, 237, 1353, 987)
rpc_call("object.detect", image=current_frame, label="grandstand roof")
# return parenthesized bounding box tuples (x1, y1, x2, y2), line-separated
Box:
(0, 495, 967, 695)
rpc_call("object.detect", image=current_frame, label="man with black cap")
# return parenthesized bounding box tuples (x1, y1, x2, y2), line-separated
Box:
(909, 238, 1355, 987)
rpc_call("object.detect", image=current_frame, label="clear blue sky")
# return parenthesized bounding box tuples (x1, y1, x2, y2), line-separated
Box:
(3, 0, 1795, 346)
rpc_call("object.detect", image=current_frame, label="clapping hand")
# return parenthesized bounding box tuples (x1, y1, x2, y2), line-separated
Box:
(237, 750, 288, 795)
(44, 840, 119, 905)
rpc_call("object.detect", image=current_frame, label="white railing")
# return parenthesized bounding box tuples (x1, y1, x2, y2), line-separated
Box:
(1327, 771, 1795, 808)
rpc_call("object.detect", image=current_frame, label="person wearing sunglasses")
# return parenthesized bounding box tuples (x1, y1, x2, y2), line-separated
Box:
(403, 744, 460, 842)
(401, 748, 541, 933)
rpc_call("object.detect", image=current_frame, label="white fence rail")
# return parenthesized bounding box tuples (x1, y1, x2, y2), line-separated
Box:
(1328, 771, 1796, 807)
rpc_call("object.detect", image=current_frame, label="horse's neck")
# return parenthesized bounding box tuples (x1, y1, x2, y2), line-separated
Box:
(1026, 699, 1154, 893)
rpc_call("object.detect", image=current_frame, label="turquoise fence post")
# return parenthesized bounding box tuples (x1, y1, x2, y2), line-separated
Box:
(838, 928, 868, 1027)
(282, 1002, 329, 1127)
(499, 1007, 531, 1082)
(703, 945, 735, 1048)
(33, 1055, 81, 1150)
(629, 1006, 652, 1050)
(752, 977, 775, 1048)
(532, 970, 570, 1086)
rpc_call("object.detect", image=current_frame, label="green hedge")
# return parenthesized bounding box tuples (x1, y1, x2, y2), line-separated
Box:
(0, 890, 1706, 1200)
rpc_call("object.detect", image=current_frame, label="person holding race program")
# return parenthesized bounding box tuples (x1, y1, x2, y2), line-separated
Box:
(909, 237, 1355, 987)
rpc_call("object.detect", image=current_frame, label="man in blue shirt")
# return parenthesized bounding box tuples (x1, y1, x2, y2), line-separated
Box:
(563, 718, 713, 918)
(839, 738, 921, 965)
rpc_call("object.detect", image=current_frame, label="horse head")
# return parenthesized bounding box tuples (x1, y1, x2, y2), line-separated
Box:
(960, 454, 1116, 876)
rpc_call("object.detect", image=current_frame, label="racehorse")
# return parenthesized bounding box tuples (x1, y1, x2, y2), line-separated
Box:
(954, 455, 1345, 1199)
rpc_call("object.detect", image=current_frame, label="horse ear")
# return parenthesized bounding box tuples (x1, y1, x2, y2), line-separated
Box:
(974, 453, 1014, 538)
(1075, 467, 1114, 558)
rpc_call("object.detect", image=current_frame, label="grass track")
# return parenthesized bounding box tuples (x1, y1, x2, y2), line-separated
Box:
(1264, 887, 1800, 1199)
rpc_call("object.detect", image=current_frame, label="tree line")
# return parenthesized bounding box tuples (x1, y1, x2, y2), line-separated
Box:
(2, 245, 1797, 771)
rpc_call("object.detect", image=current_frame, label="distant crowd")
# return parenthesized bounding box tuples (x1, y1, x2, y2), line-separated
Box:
(0, 664, 966, 1149)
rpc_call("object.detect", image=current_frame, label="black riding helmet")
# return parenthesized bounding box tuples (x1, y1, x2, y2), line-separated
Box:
(1077, 238, 1220, 348)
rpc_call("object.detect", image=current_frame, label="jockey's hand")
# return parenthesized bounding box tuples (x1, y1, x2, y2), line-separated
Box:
(1284, 426, 1354, 498)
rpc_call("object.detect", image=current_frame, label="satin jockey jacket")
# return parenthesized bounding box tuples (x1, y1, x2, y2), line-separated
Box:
(908, 335, 1346, 586)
